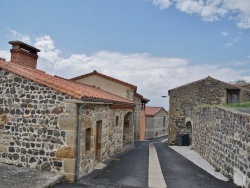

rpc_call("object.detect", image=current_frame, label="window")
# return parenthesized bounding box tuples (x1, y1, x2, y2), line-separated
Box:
(186, 121, 192, 130)
(227, 90, 240, 104)
(115, 116, 119, 126)
(85, 128, 91, 151)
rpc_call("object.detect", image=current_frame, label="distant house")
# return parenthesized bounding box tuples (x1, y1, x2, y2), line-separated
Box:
(0, 41, 137, 182)
(168, 76, 250, 144)
(71, 70, 149, 143)
(145, 106, 168, 139)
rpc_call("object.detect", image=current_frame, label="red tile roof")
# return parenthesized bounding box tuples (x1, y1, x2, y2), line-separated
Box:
(71, 70, 137, 91)
(145, 106, 168, 117)
(231, 84, 249, 89)
(0, 59, 135, 106)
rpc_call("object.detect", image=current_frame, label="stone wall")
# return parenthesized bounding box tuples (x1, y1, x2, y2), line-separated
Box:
(78, 104, 131, 177)
(192, 106, 250, 188)
(0, 69, 135, 182)
(168, 77, 245, 143)
(153, 109, 168, 136)
(134, 96, 141, 141)
(145, 116, 154, 139)
(139, 109, 146, 140)
(145, 109, 168, 139)
(242, 89, 250, 102)
(0, 69, 78, 181)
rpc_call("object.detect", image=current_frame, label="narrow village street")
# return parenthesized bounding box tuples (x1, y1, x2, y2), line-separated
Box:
(54, 136, 237, 188)
(1, 1, 250, 188)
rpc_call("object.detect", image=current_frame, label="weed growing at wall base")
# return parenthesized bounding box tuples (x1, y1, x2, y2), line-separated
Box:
(223, 101, 250, 108)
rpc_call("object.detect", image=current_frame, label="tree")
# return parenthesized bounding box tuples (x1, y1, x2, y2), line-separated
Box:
(229, 79, 250, 85)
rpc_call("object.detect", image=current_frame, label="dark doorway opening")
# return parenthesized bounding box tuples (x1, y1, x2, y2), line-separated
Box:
(95, 120, 102, 162)
(227, 90, 240, 104)
(185, 121, 192, 145)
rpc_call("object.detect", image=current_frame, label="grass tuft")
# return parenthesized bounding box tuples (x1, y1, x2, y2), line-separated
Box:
(222, 101, 250, 108)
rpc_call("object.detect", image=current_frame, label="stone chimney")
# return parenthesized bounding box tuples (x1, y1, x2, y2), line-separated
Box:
(9, 40, 40, 69)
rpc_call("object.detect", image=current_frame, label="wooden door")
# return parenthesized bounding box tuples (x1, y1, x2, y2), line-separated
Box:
(227, 90, 240, 104)
(95, 121, 102, 162)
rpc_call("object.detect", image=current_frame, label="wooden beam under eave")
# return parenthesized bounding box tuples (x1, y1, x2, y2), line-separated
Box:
(110, 104, 135, 109)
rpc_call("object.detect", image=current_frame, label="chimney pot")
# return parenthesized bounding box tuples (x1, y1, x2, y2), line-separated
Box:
(9, 40, 40, 69)
(0, 57, 6, 62)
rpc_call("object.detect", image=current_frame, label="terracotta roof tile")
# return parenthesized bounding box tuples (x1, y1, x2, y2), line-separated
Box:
(0, 59, 135, 106)
(145, 106, 168, 116)
(231, 84, 249, 89)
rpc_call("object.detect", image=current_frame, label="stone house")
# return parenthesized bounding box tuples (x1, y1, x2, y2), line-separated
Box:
(145, 106, 168, 139)
(71, 70, 149, 143)
(0, 41, 137, 182)
(168, 76, 250, 144)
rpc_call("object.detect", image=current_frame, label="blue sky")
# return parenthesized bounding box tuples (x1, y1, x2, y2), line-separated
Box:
(0, 0, 250, 109)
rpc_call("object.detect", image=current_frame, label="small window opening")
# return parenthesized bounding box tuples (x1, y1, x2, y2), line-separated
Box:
(116, 116, 119, 126)
(86, 128, 91, 151)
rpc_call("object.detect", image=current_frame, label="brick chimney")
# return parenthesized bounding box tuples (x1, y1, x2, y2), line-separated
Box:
(9, 40, 40, 69)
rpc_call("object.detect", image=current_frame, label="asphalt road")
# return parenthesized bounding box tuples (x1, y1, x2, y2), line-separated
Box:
(91, 141, 148, 187)
(155, 142, 237, 188)
(54, 136, 238, 188)
(234, 108, 250, 114)
(54, 140, 150, 188)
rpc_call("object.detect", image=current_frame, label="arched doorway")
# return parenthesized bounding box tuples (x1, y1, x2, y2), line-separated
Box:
(123, 112, 132, 146)
(185, 121, 192, 145)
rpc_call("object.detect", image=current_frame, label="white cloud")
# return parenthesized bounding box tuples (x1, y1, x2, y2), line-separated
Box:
(151, 0, 250, 28)
(221, 31, 228, 36)
(34, 35, 62, 73)
(224, 42, 233, 48)
(230, 60, 248, 66)
(35, 35, 56, 51)
(8, 29, 31, 43)
(242, 76, 250, 81)
(1, 34, 248, 109)
(152, 0, 172, 9)
(0, 50, 10, 61)
(223, 0, 250, 28)
(224, 37, 239, 48)
(174, 0, 228, 21)
(32, 35, 246, 108)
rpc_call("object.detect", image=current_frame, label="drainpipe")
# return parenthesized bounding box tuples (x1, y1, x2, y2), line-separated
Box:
(76, 98, 86, 182)
(132, 91, 136, 147)
(132, 108, 135, 147)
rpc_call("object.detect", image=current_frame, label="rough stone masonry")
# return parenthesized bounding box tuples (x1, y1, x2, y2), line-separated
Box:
(0, 68, 132, 181)
(192, 106, 250, 188)
(0, 69, 73, 173)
